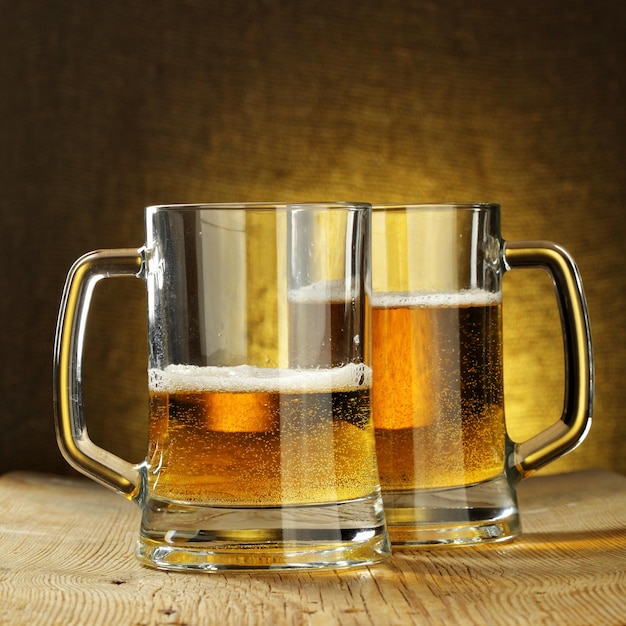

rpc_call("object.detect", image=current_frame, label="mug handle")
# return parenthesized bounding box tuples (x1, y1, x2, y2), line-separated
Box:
(503, 241, 594, 480)
(53, 248, 144, 498)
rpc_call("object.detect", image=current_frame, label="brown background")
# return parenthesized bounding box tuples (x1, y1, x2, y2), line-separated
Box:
(0, 0, 624, 476)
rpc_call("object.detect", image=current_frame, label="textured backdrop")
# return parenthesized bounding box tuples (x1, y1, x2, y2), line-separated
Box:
(1, 0, 624, 475)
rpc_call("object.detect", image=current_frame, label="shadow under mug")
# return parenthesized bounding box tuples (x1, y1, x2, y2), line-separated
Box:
(54, 202, 391, 571)
(371, 203, 593, 545)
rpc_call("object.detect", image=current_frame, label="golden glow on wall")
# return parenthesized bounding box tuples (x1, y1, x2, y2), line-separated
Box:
(502, 271, 566, 455)
(2, 1, 623, 476)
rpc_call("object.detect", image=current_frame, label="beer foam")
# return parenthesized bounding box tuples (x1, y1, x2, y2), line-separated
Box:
(288, 279, 355, 303)
(371, 288, 501, 308)
(149, 362, 372, 394)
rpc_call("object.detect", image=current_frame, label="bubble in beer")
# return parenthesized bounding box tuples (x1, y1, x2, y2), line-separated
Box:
(371, 287, 505, 491)
(287, 279, 364, 368)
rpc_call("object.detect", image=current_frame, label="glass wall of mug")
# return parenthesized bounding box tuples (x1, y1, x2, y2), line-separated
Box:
(371, 203, 593, 545)
(54, 202, 391, 571)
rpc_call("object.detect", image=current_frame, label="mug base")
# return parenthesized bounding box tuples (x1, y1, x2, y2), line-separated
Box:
(135, 490, 391, 571)
(383, 474, 521, 546)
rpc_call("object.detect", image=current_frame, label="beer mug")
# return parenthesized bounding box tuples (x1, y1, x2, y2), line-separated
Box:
(371, 203, 593, 545)
(54, 202, 391, 571)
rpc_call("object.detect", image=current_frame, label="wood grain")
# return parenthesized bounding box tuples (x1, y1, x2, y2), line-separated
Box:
(0, 470, 624, 625)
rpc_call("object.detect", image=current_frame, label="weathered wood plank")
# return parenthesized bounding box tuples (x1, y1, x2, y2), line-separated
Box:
(0, 470, 624, 625)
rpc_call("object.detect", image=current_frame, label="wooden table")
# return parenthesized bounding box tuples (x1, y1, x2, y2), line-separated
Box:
(0, 470, 624, 625)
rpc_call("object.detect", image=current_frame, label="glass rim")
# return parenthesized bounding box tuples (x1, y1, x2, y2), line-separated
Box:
(372, 202, 500, 212)
(146, 202, 372, 212)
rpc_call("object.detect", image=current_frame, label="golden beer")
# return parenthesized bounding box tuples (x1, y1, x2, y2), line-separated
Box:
(147, 363, 378, 506)
(372, 290, 505, 491)
(287, 282, 365, 368)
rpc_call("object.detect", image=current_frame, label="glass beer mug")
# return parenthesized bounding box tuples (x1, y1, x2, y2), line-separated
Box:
(371, 203, 593, 545)
(54, 202, 391, 571)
